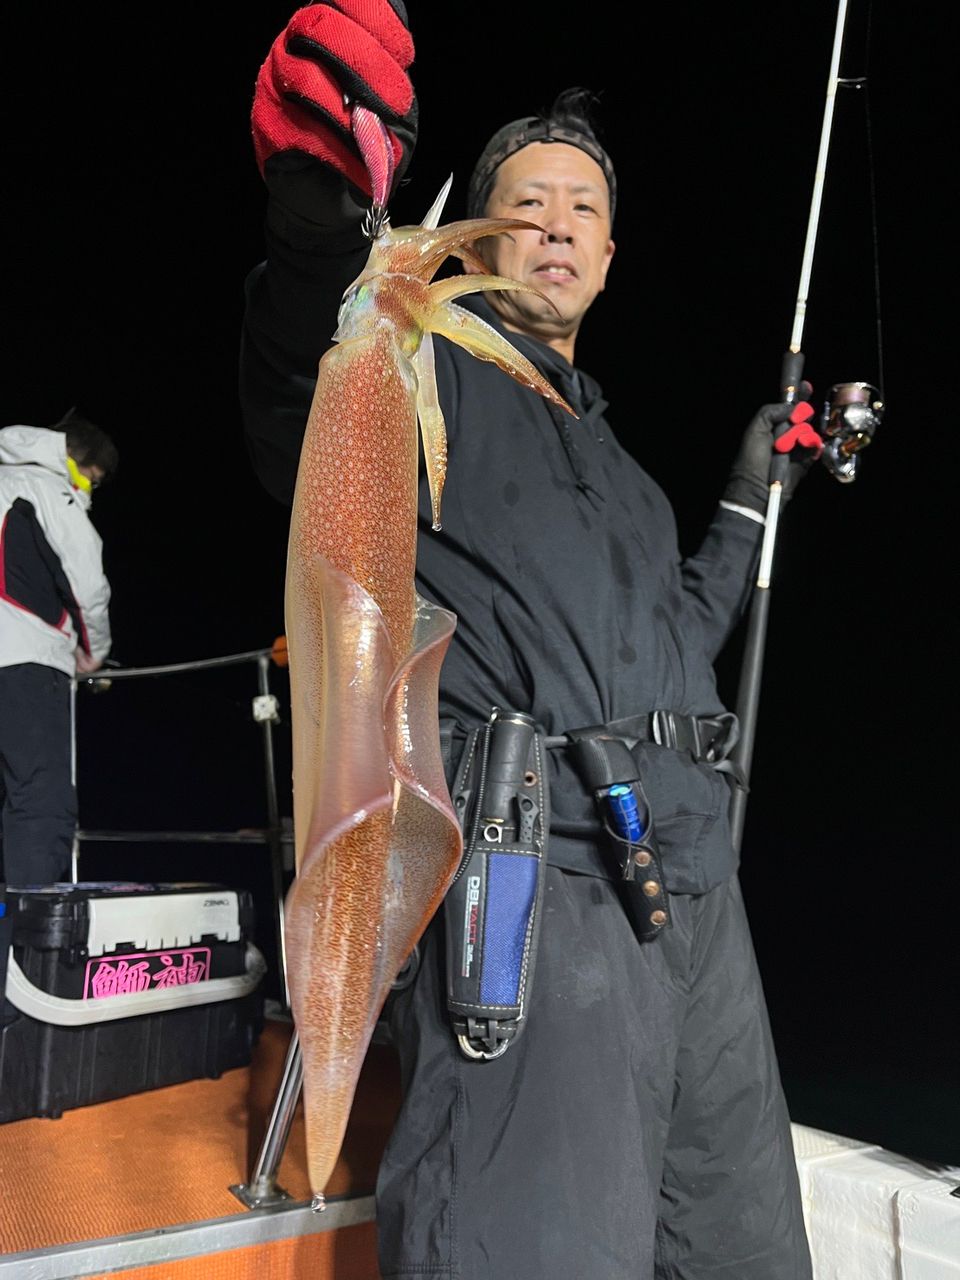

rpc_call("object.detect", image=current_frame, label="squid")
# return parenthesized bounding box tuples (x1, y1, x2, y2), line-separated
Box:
(284, 175, 574, 1201)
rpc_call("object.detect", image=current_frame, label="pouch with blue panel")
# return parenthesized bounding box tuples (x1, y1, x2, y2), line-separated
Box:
(565, 729, 670, 942)
(444, 708, 549, 1060)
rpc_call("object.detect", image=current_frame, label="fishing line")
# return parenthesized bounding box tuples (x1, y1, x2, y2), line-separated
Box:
(836, 0, 884, 394)
(860, 0, 885, 397)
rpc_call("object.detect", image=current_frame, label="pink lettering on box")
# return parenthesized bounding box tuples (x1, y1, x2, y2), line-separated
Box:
(151, 951, 208, 989)
(83, 947, 212, 999)
(88, 959, 151, 998)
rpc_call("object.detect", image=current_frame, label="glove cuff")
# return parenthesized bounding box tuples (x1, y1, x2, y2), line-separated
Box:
(722, 473, 769, 516)
(261, 154, 371, 249)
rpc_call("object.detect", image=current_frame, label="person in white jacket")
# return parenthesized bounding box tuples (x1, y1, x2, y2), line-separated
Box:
(0, 414, 117, 1015)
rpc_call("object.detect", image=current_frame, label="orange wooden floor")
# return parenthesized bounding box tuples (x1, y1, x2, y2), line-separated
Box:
(0, 1014, 401, 1278)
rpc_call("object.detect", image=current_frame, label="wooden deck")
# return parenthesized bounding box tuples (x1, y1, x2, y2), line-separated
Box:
(0, 1013, 401, 1279)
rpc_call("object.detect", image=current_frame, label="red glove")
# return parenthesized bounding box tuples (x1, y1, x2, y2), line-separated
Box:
(252, 1, 416, 197)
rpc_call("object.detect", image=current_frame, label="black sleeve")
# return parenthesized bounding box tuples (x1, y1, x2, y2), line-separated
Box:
(240, 195, 370, 508)
(680, 505, 763, 662)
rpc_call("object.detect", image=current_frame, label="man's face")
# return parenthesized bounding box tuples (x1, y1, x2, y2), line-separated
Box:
(75, 461, 105, 491)
(479, 142, 615, 356)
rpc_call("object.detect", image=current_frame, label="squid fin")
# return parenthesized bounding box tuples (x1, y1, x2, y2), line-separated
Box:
(284, 554, 460, 1195)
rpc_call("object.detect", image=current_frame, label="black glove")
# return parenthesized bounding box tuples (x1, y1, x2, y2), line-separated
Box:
(723, 395, 823, 515)
(251, 0, 418, 229)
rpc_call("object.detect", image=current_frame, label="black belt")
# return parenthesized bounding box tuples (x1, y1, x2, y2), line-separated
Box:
(544, 710, 738, 766)
(441, 710, 739, 773)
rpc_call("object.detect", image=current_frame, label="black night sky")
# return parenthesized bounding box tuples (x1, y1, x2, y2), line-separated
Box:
(2, 6, 956, 1163)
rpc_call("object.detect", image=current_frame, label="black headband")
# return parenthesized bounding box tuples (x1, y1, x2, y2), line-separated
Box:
(466, 116, 617, 223)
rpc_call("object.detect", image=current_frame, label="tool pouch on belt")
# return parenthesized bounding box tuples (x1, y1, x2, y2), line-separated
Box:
(566, 730, 670, 942)
(444, 708, 549, 1060)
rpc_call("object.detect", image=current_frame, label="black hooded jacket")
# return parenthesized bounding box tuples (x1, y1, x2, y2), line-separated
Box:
(240, 204, 762, 892)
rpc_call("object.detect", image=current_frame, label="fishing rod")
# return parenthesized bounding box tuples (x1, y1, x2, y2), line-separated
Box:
(728, 0, 885, 852)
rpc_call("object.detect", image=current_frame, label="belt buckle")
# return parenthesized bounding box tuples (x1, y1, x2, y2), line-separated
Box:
(651, 710, 678, 750)
(700, 714, 737, 763)
(700, 719, 720, 762)
(653, 711, 706, 758)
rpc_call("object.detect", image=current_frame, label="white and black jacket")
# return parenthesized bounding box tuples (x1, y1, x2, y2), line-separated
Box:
(0, 425, 111, 676)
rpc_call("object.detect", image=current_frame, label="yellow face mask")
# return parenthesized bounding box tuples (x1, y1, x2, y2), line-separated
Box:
(66, 456, 92, 494)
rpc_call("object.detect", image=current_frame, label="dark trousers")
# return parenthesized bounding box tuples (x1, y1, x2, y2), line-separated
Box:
(377, 868, 811, 1280)
(0, 663, 75, 1007)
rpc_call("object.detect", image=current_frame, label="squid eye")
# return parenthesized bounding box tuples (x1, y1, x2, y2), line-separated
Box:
(337, 283, 373, 332)
(342, 283, 370, 309)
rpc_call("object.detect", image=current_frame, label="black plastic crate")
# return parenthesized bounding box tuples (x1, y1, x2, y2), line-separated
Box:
(0, 882, 265, 1123)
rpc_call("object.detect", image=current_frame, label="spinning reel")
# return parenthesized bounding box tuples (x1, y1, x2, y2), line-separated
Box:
(819, 381, 884, 483)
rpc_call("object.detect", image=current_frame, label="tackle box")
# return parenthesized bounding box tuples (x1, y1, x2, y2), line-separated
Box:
(0, 881, 265, 1123)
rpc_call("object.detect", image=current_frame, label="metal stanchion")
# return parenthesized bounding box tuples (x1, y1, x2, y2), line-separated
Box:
(230, 1029, 304, 1208)
(69, 676, 79, 884)
(255, 654, 290, 1010)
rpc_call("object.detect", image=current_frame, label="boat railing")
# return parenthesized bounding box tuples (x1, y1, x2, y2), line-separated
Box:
(70, 643, 292, 1007)
(70, 643, 360, 1210)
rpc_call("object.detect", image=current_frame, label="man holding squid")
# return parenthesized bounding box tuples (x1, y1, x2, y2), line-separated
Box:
(242, 2, 815, 1276)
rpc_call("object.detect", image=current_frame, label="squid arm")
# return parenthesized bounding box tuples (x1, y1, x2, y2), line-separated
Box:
(429, 299, 573, 413)
(413, 275, 573, 527)
(448, 244, 492, 274)
(411, 332, 446, 530)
